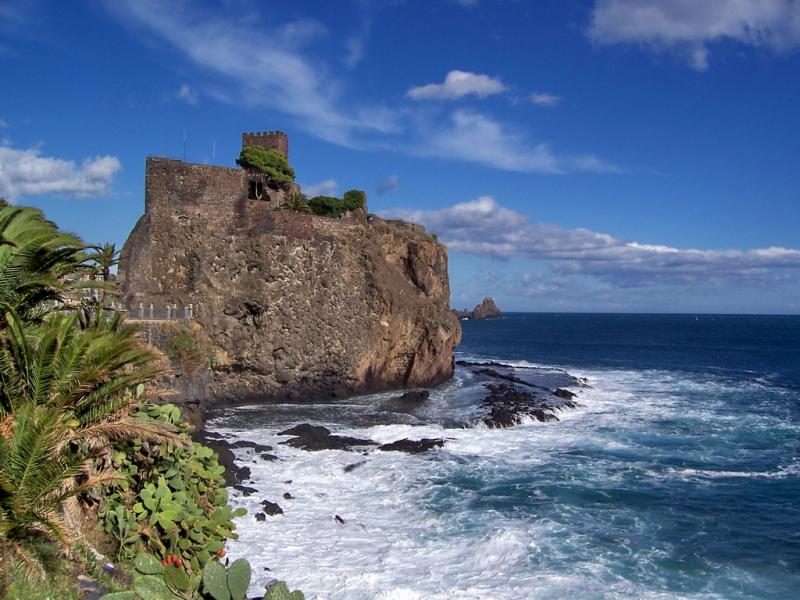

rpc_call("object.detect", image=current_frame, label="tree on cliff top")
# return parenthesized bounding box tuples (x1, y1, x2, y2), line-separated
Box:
(236, 145, 295, 187)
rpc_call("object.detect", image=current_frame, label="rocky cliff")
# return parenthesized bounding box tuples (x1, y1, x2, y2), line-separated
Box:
(454, 297, 502, 320)
(118, 157, 461, 405)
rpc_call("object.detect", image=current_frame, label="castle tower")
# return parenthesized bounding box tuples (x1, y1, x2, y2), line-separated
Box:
(241, 130, 289, 161)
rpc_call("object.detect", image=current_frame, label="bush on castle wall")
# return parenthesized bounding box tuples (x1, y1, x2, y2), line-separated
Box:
(308, 190, 367, 218)
(236, 145, 295, 187)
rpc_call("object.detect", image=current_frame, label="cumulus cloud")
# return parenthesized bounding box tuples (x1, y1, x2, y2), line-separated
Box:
(530, 92, 560, 106)
(177, 84, 198, 104)
(376, 175, 399, 194)
(303, 178, 338, 197)
(381, 196, 800, 286)
(589, 0, 800, 70)
(0, 143, 120, 200)
(420, 110, 619, 174)
(407, 70, 507, 101)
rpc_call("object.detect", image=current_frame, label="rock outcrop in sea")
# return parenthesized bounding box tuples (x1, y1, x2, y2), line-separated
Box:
(453, 297, 502, 320)
(117, 153, 461, 406)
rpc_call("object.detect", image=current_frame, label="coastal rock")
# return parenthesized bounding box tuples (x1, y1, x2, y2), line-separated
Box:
(480, 383, 578, 428)
(117, 157, 462, 405)
(378, 438, 445, 453)
(233, 484, 258, 496)
(230, 440, 273, 453)
(344, 460, 367, 473)
(277, 423, 376, 451)
(453, 297, 502, 320)
(261, 500, 284, 516)
(554, 388, 577, 400)
(386, 390, 430, 411)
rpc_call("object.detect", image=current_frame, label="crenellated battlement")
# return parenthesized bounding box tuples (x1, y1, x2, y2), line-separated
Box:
(242, 130, 289, 160)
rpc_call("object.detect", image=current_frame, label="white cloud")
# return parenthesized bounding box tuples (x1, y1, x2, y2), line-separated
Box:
(530, 92, 560, 107)
(303, 178, 338, 197)
(0, 143, 120, 200)
(381, 196, 800, 286)
(407, 70, 507, 101)
(177, 84, 198, 104)
(106, 2, 618, 174)
(105, 1, 390, 146)
(0, 119, 8, 128)
(376, 175, 399, 195)
(589, 0, 800, 70)
(420, 110, 619, 174)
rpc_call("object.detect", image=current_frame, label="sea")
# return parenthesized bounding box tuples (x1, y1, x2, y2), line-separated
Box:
(207, 313, 800, 599)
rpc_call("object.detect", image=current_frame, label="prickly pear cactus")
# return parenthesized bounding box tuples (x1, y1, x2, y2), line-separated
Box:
(202, 560, 231, 600)
(264, 580, 306, 600)
(226, 558, 251, 600)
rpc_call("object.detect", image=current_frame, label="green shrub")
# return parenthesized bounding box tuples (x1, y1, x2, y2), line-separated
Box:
(165, 328, 206, 373)
(236, 145, 294, 187)
(98, 403, 245, 574)
(308, 191, 366, 219)
(342, 189, 366, 211)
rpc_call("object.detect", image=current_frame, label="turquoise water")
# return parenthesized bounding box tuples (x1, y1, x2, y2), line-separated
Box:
(215, 314, 800, 599)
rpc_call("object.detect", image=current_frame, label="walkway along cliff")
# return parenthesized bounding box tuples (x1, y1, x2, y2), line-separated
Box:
(117, 131, 462, 407)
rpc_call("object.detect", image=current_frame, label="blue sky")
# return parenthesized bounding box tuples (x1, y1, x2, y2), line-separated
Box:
(1, 0, 799, 313)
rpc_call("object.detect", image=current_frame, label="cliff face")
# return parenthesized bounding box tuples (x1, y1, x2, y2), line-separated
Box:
(118, 158, 461, 403)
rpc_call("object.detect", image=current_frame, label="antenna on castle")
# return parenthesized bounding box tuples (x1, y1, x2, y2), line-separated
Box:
(182, 130, 187, 162)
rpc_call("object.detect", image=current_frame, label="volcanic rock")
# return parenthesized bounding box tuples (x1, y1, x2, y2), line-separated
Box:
(378, 438, 445, 453)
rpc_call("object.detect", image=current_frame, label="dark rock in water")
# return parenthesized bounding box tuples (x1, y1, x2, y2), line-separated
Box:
(230, 440, 273, 453)
(480, 383, 578, 428)
(283, 492, 293, 500)
(554, 388, 577, 400)
(278, 422, 376, 451)
(255, 512, 266, 522)
(260, 453, 279, 461)
(334, 515, 345, 524)
(237, 466, 252, 481)
(344, 460, 367, 473)
(378, 438, 445, 453)
(279, 424, 331, 438)
(475, 368, 543, 389)
(386, 390, 430, 411)
(233, 485, 258, 496)
(261, 500, 284, 516)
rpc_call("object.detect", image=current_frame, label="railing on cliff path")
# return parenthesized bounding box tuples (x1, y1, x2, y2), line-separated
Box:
(124, 302, 196, 321)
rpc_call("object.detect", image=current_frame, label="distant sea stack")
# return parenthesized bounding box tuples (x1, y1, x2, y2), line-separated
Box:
(454, 297, 502, 320)
(117, 130, 462, 405)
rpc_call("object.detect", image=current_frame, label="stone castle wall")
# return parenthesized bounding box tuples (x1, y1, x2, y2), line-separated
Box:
(241, 130, 289, 159)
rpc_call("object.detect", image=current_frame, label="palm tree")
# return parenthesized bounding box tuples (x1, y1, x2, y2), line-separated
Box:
(87, 242, 119, 283)
(0, 311, 177, 593)
(0, 204, 93, 324)
(0, 202, 178, 592)
(283, 191, 311, 213)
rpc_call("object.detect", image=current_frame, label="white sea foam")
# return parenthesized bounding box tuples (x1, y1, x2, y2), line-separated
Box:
(208, 362, 798, 599)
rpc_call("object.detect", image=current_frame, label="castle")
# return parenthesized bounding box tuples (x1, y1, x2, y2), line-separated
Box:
(142, 130, 299, 219)
(118, 128, 460, 402)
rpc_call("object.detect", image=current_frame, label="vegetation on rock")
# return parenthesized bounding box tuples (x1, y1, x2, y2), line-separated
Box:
(236, 146, 295, 187)
(307, 189, 366, 218)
